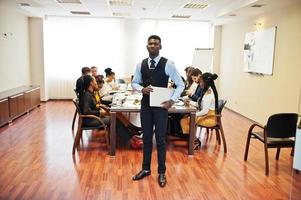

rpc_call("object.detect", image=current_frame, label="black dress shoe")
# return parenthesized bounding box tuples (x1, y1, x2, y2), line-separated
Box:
(158, 173, 167, 187)
(132, 170, 151, 181)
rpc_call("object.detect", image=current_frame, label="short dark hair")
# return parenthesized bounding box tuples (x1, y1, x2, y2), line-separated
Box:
(191, 68, 202, 76)
(91, 66, 97, 70)
(148, 35, 161, 43)
(96, 79, 104, 85)
(185, 66, 193, 72)
(81, 67, 91, 75)
(83, 75, 93, 90)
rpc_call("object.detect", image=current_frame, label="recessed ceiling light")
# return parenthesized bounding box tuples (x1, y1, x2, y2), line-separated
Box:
(171, 14, 191, 19)
(57, 0, 81, 4)
(70, 11, 90, 15)
(112, 12, 131, 17)
(251, 4, 265, 8)
(109, 0, 133, 6)
(183, 3, 208, 9)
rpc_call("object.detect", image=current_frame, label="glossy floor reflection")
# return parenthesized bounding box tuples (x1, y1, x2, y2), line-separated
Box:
(0, 101, 300, 200)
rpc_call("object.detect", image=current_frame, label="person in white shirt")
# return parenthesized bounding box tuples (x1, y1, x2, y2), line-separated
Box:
(180, 73, 219, 149)
(100, 68, 118, 102)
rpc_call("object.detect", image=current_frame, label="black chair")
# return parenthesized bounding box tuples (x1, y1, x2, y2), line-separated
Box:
(197, 100, 227, 153)
(72, 89, 80, 131)
(244, 113, 298, 175)
(72, 98, 109, 154)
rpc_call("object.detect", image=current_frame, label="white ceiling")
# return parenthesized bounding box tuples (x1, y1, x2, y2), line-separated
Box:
(1, 0, 301, 24)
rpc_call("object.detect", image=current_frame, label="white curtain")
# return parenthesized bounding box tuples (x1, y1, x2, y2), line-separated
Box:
(43, 16, 212, 99)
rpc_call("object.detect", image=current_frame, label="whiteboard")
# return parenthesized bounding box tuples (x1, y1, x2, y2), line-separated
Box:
(192, 48, 213, 73)
(243, 27, 276, 75)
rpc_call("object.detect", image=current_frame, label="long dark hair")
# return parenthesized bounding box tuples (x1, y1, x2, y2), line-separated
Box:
(197, 73, 219, 113)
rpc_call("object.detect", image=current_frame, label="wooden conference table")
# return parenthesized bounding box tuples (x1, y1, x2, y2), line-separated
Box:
(108, 92, 197, 156)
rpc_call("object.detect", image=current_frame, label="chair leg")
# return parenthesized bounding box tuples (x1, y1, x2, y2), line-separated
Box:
(264, 142, 269, 175)
(276, 148, 280, 160)
(72, 129, 81, 154)
(205, 128, 210, 143)
(105, 128, 110, 149)
(72, 109, 77, 131)
(219, 127, 227, 153)
(291, 147, 294, 156)
(215, 129, 221, 145)
(72, 120, 82, 155)
(244, 132, 252, 161)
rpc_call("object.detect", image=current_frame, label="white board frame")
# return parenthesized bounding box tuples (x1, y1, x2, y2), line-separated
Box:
(243, 27, 277, 75)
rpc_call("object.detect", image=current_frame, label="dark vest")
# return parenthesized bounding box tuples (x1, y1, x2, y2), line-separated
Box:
(141, 57, 169, 106)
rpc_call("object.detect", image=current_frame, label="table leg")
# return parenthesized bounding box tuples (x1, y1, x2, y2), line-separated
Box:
(189, 112, 196, 156)
(110, 112, 116, 156)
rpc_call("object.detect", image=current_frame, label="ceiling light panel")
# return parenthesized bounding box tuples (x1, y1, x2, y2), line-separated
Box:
(112, 12, 131, 17)
(184, 3, 208, 9)
(70, 11, 91, 15)
(57, 0, 81, 3)
(109, 0, 133, 7)
(171, 14, 191, 19)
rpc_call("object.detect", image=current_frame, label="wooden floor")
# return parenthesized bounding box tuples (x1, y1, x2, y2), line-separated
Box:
(0, 101, 300, 200)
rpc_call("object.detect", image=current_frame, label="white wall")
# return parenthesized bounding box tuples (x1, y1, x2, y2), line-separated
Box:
(0, 5, 31, 92)
(219, 4, 301, 124)
(29, 18, 46, 101)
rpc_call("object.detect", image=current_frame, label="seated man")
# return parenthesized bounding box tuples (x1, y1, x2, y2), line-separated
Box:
(91, 66, 104, 82)
(169, 68, 203, 136)
(76, 67, 91, 98)
(186, 68, 203, 102)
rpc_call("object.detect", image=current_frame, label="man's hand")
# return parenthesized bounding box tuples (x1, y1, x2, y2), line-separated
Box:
(142, 86, 153, 95)
(161, 100, 174, 110)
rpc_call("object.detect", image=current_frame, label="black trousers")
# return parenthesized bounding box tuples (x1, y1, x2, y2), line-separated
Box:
(141, 105, 168, 174)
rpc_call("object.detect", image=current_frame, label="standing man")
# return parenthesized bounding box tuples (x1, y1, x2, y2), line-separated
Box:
(131, 35, 184, 187)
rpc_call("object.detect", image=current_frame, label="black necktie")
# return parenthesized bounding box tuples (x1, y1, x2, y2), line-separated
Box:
(150, 59, 156, 70)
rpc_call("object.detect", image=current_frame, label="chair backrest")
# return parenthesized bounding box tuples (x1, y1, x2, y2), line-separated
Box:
(266, 113, 298, 138)
(72, 98, 82, 115)
(217, 99, 227, 114)
(74, 88, 79, 98)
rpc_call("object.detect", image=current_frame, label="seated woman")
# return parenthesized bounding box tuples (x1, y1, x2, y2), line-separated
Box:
(100, 68, 118, 104)
(80, 75, 142, 148)
(168, 68, 203, 136)
(180, 73, 219, 149)
(80, 75, 110, 127)
(95, 78, 141, 132)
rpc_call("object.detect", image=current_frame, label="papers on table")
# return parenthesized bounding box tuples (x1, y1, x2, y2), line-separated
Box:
(150, 86, 174, 107)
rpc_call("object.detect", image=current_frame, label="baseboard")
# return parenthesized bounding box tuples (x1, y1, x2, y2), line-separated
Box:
(224, 106, 259, 125)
